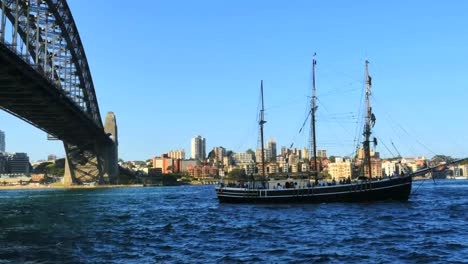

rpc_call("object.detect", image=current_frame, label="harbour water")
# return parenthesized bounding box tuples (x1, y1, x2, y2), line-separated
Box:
(0, 180, 466, 263)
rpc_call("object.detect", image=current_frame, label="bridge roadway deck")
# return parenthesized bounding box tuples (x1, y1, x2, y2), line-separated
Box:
(0, 43, 112, 149)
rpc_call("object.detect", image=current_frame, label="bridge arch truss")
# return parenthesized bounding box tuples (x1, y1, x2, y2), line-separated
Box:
(0, 0, 102, 128)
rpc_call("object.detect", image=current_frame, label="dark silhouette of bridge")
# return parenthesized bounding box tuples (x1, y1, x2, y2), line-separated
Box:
(0, 0, 117, 184)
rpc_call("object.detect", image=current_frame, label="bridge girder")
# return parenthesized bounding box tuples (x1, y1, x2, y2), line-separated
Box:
(0, 0, 118, 184)
(1, 0, 101, 126)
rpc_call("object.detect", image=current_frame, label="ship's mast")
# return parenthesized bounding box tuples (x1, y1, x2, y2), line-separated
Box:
(311, 54, 319, 184)
(260, 80, 267, 179)
(363, 60, 373, 179)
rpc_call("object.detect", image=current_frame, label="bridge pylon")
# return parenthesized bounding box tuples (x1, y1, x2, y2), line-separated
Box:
(63, 112, 118, 185)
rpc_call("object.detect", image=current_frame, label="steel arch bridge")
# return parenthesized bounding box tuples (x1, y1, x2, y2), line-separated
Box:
(0, 0, 118, 184)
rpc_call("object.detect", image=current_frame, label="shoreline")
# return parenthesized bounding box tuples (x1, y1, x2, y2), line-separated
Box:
(0, 178, 462, 190)
(0, 182, 216, 190)
(0, 184, 145, 190)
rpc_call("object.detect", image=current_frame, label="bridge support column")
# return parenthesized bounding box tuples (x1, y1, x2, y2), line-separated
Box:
(63, 112, 118, 185)
(103, 112, 119, 182)
(63, 143, 106, 185)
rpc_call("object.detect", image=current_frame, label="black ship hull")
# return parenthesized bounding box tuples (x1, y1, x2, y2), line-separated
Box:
(216, 175, 412, 203)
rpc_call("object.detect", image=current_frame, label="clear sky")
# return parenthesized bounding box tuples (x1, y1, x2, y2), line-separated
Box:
(1, 0, 468, 161)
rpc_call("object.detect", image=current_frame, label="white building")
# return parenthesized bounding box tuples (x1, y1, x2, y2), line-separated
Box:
(191, 135, 206, 160)
(382, 160, 397, 176)
(232, 152, 254, 165)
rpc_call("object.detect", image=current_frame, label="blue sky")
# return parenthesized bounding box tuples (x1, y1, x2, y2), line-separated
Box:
(1, 0, 468, 161)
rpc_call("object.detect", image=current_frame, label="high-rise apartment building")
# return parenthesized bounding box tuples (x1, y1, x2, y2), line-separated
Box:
(256, 148, 267, 163)
(0, 130, 5, 152)
(168, 149, 185, 160)
(0, 153, 7, 173)
(213, 146, 226, 163)
(302, 147, 309, 160)
(266, 138, 277, 162)
(317, 149, 327, 159)
(7, 153, 30, 174)
(191, 135, 206, 160)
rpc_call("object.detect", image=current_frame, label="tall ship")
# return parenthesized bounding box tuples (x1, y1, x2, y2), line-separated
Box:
(215, 57, 463, 203)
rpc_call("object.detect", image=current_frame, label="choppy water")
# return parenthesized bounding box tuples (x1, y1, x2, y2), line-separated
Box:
(0, 180, 467, 263)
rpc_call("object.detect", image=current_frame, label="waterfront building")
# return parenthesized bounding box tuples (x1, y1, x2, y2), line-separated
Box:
(181, 160, 198, 172)
(191, 135, 206, 160)
(291, 164, 299, 173)
(31, 174, 45, 182)
(267, 163, 279, 174)
(382, 160, 397, 176)
(233, 152, 254, 165)
(187, 165, 202, 178)
(222, 156, 232, 167)
(0, 175, 30, 185)
(7, 153, 30, 174)
(275, 157, 287, 173)
(392, 157, 426, 174)
(152, 155, 180, 174)
(363, 159, 383, 178)
(328, 160, 352, 179)
(188, 165, 217, 178)
(301, 163, 310, 173)
(0, 130, 4, 152)
(256, 148, 268, 164)
(168, 149, 185, 160)
(288, 154, 298, 165)
(449, 164, 468, 177)
(358, 147, 380, 159)
(276, 156, 286, 163)
(256, 163, 266, 175)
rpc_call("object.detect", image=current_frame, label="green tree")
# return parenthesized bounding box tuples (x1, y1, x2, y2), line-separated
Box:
(33, 162, 53, 173)
(208, 150, 215, 159)
(227, 168, 247, 181)
(320, 170, 331, 179)
(246, 149, 255, 161)
(431, 155, 453, 164)
(329, 156, 336, 163)
(167, 165, 173, 173)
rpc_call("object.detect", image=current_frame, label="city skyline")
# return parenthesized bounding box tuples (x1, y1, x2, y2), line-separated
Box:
(1, 1, 468, 161)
